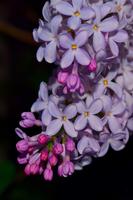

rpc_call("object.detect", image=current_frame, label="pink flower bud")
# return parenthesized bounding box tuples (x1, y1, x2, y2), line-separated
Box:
(21, 112, 35, 120)
(44, 168, 53, 181)
(16, 140, 28, 152)
(49, 154, 58, 166)
(20, 112, 36, 128)
(58, 71, 69, 84)
(66, 139, 75, 152)
(88, 59, 97, 72)
(30, 163, 39, 175)
(17, 157, 27, 164)
(53, 143, 63, 155)
(40, 151, 48, 161)
(63, 161, 74, 176)
(38, 134, 48, 144)
(58, 164, 63, 177)
(24, 164, 31, 175)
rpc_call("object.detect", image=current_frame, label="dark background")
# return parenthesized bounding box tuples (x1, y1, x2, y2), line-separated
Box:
(0, 0, 133, 199)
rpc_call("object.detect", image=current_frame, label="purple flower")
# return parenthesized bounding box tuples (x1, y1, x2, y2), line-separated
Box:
(44, 168, 53, 181)
(56, 0, 95, 30)
(46, 101, 78, 137)
(59, 31, 90, 68)
(35, 15, 62, 63)
(102, 96, 126, 133)
(98, 130, 126, 157)
(77, 135, 100, 154)
(86, 13, 119, 52)
(74, 95, 103, 131)
(94, 71, 122, 98)
(58, 161, 74, 177)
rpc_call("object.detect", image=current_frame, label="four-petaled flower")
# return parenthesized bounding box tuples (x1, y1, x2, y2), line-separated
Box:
(56, 0, 95, 30)
(60, 31, 90, 68)
(74, 95, 103, 131)
(46, 101, 78, 137)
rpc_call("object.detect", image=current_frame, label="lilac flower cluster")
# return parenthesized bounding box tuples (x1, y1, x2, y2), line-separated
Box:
(15, 0, 133, 181)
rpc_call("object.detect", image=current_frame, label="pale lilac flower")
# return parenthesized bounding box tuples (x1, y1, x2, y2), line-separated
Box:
(56, 0, 95, 30)
(59, 31, 90, 68)
(127, 118, 133, 131)
(86, 12, 119, 52)
(46, 101, 78, 137)
(94, 71, 122, 98)
(77, 135, 100, 154)
(102, 96, 126, 133)
(98, 130, 126, 157)
(74, 95, 103, 131)
(42, 1, 51, 22)
(36, 15, 62, 63)
(108, 30, 128, 57)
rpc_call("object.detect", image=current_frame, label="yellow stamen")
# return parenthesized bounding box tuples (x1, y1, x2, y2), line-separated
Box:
(84, 112, 90, 117)
(62, 116, 67, 121)
(93, 24, 99, 31)
(108, 112, 112, 116)
(71, 44, 77, 50)
(103, 79, 108, 87)
(74, 11, 80, 17)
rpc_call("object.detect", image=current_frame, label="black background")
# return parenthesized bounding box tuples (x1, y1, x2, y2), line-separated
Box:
(0, 0, 133, 199)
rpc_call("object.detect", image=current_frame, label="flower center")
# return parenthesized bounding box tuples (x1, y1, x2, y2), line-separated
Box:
(107, 112, 112, 116)
(62, 116, 67, 121)
(84, 112, 90, 117)
(103, 79, 108, 87)
(116, 4, 122, 12)
(93, 24, 99, 31)
(74, 11, 80, 17)
(71, 44, 77, 50)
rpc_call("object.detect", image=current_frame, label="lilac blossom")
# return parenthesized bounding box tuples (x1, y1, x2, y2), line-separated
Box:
(102, 96, 126, 133)
(59, 31, 90, 68)
(74, 95, 103, 131)
(98, 130, 127, 157)
(94, 71, 122, 98)
(56, 0, 95, 30)
(46, 101, 78, 137)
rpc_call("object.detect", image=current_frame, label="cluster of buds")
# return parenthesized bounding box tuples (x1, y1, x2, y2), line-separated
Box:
(15, 0, 133, 181)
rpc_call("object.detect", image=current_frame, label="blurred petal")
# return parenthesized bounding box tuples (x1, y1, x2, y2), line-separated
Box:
(48, 101, 61, 118)
(93, 84, 105, 98)
(76, 101, 86, 113)
(36, 46, 44, 62)
(81, 156, 92, 166)
(111, 30, 128, 43)
(98, 142, 109, 157)
(59, 34, 72, 49)
(110, 140, 125, 151)
(88, 137, 100, 152)
(39, 82, 48, 101)
(39, 29, 53, 41)
(67, 16, 81, 30)
(101, 3, 112, 18)
(64, 104, 77, 119)
(42, 1, 51, 22)
(75, 31, 89, 47)
(50, 15, 62, 34)
(56, 2, 74, 16)
(77, 136, 89, 154)
(127, 118, 133, 131)
(45, 41, 57, 63)
(42, 109, 52, 126)
(100, 95, 112, 112)
(106, 70, 117, 81)
(93, 31, 106, 52)
(80, 7, 95, 20)
(46, 119, 62, 136)
(75, 48, 90, 65)
(64, 120, 78, 137)
(111, 102, 126, 115)
(74, 115, 87, 130)
(109, 39, 119, 56)
(109, 82, 122, 98)
(15, 128, 27, 139)
(31, 101, 46, 112)
(88, 115, 103, 131)
(89, 99, 103, 114)
(72, 0, 83, 10)
(86, 95, 93, 108)
(108, 116, 121, 133)
(61, 49, 74, 68)
(100, 17, 119, 32)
